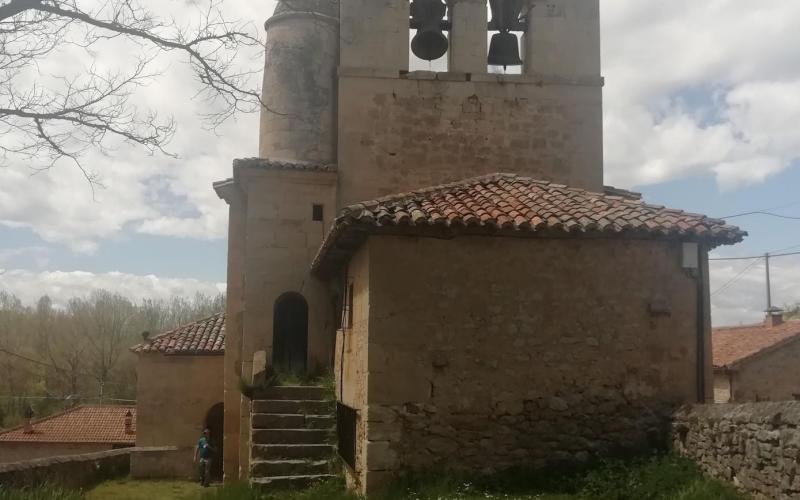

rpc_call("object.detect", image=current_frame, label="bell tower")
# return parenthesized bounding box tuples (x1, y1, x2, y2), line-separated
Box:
(336, 0, 603, 206)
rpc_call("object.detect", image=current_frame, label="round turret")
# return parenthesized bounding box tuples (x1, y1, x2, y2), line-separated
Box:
(259, 0, 340, 163)
(273, 0, 338, 18)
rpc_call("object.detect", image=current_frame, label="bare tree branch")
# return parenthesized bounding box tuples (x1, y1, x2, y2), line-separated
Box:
(0, 0, 264, 186)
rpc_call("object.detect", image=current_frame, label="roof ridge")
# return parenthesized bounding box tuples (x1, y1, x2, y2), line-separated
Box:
(130, 312, 224, 353)
(0, 405, 84, 437)
(0, 405, 136, 443)
(714, 318, 800, 332)
(313, 174, 747, 277)
(727, 329, 800, 368)
(713, 323, 766, 332)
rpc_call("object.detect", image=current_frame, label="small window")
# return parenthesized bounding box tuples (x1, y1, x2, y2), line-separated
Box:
(312, 204, 324, 222)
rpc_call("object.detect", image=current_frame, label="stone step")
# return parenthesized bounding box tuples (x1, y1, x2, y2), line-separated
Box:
(252, 386, 329, 401)
(252, 399, 334, 415)
(252, 428, 334, 445)
(250, 459, 330, 477)
(251, 474, 336, 489)
(252, 413, 335, 430)
(252, 444, 335, 460)
(306, 415, 335, 429)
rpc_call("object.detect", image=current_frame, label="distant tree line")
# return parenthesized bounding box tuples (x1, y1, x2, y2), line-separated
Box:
(0, 290, 224, 428)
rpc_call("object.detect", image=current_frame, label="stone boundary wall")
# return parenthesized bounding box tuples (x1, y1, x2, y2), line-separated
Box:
(0, 446, 179, 489)
(672, 402, 800, 499)
(130, 446, 190, 480)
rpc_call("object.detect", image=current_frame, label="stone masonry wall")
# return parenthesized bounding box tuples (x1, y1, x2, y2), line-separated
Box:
(335, 244, 370, 490)
(730, 337, 800, 403)
(343, 235, 712, 494)
(0, 447, 182, 489)
(672, 402, 800, 499)
(236, 167, 337, 478)
(0, 448, 131, 489)
(337, 72, 604, 208)
(0, 442, 112, 464)
(136, 354, 224, 448)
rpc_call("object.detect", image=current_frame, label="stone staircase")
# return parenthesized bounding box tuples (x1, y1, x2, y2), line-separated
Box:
(249, 386, 337, 488)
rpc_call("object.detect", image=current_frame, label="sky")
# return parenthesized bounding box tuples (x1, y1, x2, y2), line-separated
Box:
(1, 0, 800, 326)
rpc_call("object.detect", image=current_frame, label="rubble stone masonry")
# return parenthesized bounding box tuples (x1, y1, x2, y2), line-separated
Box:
(338, 235, 712, 493)
(672, 402, 800, 500)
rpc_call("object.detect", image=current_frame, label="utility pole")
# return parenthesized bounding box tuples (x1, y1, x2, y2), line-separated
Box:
(765, 252, 772, 311)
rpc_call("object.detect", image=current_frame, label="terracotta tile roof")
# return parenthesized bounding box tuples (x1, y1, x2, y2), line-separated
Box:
(233, 157, 337, 173)
(312, 173, 745, 276)
(131, 313, 225, 355)
(0, 406, 135, 444)
(713, 319, 800, 368)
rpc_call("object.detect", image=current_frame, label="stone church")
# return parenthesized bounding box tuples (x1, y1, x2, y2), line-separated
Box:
(213, 0, 745, 494)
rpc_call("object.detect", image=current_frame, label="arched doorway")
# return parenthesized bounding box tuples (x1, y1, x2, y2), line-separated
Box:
(204, 403, 224, 482)
(273, 292, 308, 373)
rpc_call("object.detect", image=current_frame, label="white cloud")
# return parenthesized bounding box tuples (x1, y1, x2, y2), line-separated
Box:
(2, 0, 800, 326)
(602, 1, 800, 189)
(0, 0, 270, 252)
(710, 255, 800, 326)
(0, 246, 50, 269)
(0, 269, 225, 308)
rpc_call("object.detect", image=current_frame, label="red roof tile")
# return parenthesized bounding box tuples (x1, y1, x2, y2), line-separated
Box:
(131, 313, 225, 355)
(312, 173, 745, 276)
(713, 319, 800, 368)
(0, 406, 135, 444)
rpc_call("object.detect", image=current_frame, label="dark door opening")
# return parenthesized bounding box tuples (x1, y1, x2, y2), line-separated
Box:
(273, 292, 309, 374)
(204, 403, 224, 482)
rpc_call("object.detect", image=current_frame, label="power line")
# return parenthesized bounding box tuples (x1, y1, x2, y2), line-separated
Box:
(709, 250, 800, 262)
(711, 258, 761, 297)
(0, 348, 128, 389)
(773, 243, 800, 253)
(0, 348, 54, 369)
(721, 200, 800, 219)
(721, 211, 800, 221)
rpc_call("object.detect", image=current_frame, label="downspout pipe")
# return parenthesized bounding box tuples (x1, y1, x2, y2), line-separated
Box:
(696, 244, 707, 404)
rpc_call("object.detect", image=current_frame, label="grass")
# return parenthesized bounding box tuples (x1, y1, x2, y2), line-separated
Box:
(198, 454, 748, 500)
(0, 455, 750, 500)
(86, 479, 203, 500)
(0, 484, 83, 500)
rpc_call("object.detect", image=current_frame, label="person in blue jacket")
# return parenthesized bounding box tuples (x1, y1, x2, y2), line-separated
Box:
(194, 428, 215, 487)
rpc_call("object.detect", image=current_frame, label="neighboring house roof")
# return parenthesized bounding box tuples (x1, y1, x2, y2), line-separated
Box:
(0, 406, 135, 444)
(312, 173, 745, 276)
(713, 320, 800, 369)
(131, 313, 225, 356)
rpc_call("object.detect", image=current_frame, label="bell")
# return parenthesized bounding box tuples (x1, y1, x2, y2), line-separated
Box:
(411, 30, 449, 61)
(488, 0, 526, 32)
(410, 0, 449, 61)
(488, 31, 522, 68)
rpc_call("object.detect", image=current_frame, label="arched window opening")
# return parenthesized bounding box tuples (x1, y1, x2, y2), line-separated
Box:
(487, 0, 526, 74)
(204, 403, 224, 482)
(273, 292, 309, 374)
(409, 0, 451, 71)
